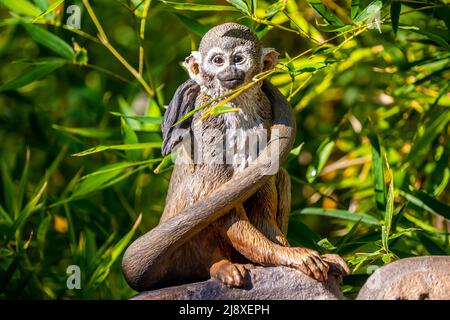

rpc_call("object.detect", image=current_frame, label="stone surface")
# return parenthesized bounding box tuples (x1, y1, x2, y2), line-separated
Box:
(357, 256, 450, 300)
(132, 266, 344, 300)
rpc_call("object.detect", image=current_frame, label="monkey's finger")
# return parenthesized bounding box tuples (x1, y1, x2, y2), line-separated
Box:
(309, 254, 328, 279)
(231, 267, 244, 287)
(303, 255, 327, 282)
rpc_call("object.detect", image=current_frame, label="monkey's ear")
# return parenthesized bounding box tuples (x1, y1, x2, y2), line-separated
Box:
(183, 51, 202, 84)
(261, 48, 279, 72)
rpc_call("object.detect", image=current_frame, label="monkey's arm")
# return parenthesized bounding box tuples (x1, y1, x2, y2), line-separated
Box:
(122, 80, 295, 291)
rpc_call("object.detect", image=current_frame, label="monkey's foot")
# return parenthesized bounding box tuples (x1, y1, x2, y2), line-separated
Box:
(321, 253, 349, 276)
(285, 247, 330, 282)
(209, 260, 254, 288)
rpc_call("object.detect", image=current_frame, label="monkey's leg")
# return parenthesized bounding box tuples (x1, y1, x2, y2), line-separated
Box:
(274, 169, 350, 277)
(205, 234, 253, 287)
(217, 205, 329, 282)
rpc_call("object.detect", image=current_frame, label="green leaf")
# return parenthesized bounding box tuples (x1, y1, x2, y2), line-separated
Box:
(351, 0, 360, 20)
(72, 165, 127, 198)
(382, 168, 394, 253)
(294, 62, 327, 75)
(0, 59, 65, 92)
(110, 112, 162, 124)
(9, 182, 47, 238)
(264, 0, 286, 19)
(86, 215, 141, 290)
(160, 1, 240, 12)
(306, 138, 335, 182)
(154, 154, 174, 174)
(417, 233, 448, 255)
(72, 142, 162, 157)
(307, 0, 344, 26)
(226, 0, 249, 14)
(402, 27, 450, 51)
(37, 214, 52, 249)
(33, 0, 64, 21)
(23, 23, 75, 59)
(390, 0, 401, 35)
(1, 163, 16, 214)
(292, 208, 380, 226)
(407, 108, 450, 164)
(52, 124, 116, 139)
(81, 159, 159, 180)
(208, 105, 241, 116)
(317, 238, 337, 251)
(287, 216, 321, 251)
(400, 189, 450, 220)
(0, 0, 41, 16)
(369, 133, 386, 213)
(174, 13, 209, 37)
(15, 148, 30, 217)
(121, 118, 141, 161)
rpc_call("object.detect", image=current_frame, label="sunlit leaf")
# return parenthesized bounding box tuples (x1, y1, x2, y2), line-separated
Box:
(160, 1, 240, 12)
(292, 208, 380, 226)
(0, 0, 41, 16)
(72, 142, 162, 156)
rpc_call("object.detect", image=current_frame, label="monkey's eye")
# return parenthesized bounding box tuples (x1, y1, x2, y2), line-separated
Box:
(233, 54, 245, 64)
(212, 55, 225, 66)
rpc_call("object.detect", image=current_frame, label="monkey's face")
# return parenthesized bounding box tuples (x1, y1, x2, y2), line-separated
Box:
(183, 23, 279, 97)
(201, 45, 258, 91)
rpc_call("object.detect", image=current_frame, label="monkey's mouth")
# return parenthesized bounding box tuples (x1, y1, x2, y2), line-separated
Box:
(219, 78, 244, 89)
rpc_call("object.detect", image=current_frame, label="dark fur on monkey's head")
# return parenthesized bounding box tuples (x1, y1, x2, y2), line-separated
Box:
(184, 23, 278, 96)
(199, 23, 262, 60)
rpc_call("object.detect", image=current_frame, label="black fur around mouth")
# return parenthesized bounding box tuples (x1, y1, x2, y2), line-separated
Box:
(220, 78, 244, 88)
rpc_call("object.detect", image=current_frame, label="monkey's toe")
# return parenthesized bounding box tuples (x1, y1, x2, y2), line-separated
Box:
(321, 253, 349, 276)
(210, 260, 252, 288)
(289, 248, 329, 282)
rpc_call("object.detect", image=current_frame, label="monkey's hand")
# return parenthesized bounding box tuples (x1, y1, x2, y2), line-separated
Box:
(281, 247, 329, 282)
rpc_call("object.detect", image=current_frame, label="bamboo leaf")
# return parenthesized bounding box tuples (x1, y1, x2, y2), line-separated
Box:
(369, 133, 386, 213)
(306, 138, 335, 182)
(0, 60, 65, 92)
(390, 0, 401, 35)
(351, 0, 360, 20)
(400, 189, 450, 220)
(292, 208, 380, 225)
(86, 214, 141, 290)
(110, 112, 162, 124)
(226, 0, 249, 14)
(160, 1, 240, 12)
(0, 0, 41, 17)
(33, 0, 64, 21)
(52, 124, 116, 139)
(174, 13, 209, 37)
(121, 118, 141, 161)
(307, 0, 344, 26)
(23, 23, 74, 59)
(72, 142, 162, 157)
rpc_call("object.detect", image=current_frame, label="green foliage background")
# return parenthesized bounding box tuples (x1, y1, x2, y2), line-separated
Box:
(0, 0, 448, 299)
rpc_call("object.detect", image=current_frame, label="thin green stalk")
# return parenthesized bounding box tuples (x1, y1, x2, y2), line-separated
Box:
(82, 0, 155, 97)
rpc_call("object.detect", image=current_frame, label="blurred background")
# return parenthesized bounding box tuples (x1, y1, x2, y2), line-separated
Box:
(0, 0, 448, 299)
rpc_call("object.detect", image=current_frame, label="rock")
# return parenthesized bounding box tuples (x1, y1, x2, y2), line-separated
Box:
(132, 266, 344, 300)
(357, 256, 450, 300)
